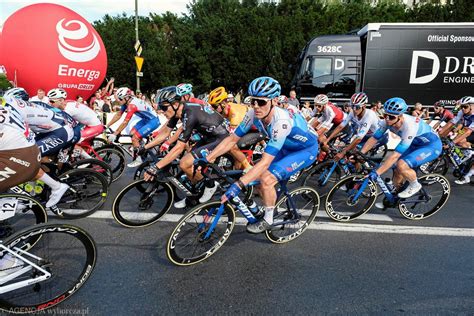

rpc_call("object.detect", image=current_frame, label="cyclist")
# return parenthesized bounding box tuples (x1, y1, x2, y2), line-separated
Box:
(195, 76, 319, 233)
(429, 101, 454, 131)
(106, 87, 160, 168)
(277, 95, 300, 115)
(360, 97, 442, 200)
(143, 87, 229, 208)
(325, 92, 387, 162)
(176, 83, 206, 105)
(47, 88, 104, 158)
(438, 96, 474, 148)
(1, 94, 70, 207)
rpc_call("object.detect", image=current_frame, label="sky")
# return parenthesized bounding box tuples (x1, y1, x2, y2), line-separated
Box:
(1, 0, 190, 25)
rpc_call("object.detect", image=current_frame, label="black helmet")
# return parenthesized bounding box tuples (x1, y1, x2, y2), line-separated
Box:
(155, 86, 179, 109)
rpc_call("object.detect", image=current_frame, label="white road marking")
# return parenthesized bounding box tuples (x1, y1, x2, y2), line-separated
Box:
(79, 210, 474, 237)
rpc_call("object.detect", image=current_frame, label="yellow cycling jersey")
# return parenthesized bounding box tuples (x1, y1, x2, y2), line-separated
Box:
(227, 102, 248, 128)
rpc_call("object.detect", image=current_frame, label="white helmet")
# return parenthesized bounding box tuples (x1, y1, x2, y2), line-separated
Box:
(314, 94, 329, 106)
(244, 96, 252, 105)
(116, 87, 132, 100)
(459, 96, 474, 105)
(47, 88, 67, 99)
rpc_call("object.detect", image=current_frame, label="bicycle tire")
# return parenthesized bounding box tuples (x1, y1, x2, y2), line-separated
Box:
(0, 223, 97, 314)
(93, 145, 126, 181)
(419, 155, 449, 175)
(57, 168, 108, 218)
(265, 186, 320, 243)
(398, 173, 450, 220)
(0, 193, 47, 243)
(112, 179, 174, 228)
(325, 175, 377, 222)
(70, 158, 113, 185)
(167, 201, 236, 266)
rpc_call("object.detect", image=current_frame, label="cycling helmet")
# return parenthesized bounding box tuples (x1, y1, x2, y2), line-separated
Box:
(208, 87, 228, 105)
(155, 86, 179, 110)
(243, 96, 252, 105)
(248, 76, 281, 99)
(383, 97, 408, 115)
(350, 92, 368, 108)
(278, 95, 288, 104)
(116, 87, 132, 100)
(433, 101, 444, 108)
(314, 94, 329, 106)
(5, 87, 29, 101)
(176, 83, 193, 96)
(47, 88, 67, 99)
(459, 96, 474, 105)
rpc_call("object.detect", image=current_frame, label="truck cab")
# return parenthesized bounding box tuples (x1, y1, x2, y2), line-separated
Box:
(292, 34, 361, 105)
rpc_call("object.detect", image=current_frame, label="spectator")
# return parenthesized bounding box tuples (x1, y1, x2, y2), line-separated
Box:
(288, 90, 300, 108)
(411, 102, 429, 119)
(29, 88, 49, 104)
(301, 101, 313, 120)
(89, 90, 102, 109)
(370, 100, 383, 118)
(342, 102, 351, 114)
(76, 95, 84, 104)
(102, 96, 112, 113)
(101, 77, 115, 98)
(227, 93, 235, 103)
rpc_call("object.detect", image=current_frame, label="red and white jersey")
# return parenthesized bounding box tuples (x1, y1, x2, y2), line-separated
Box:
(317, 102, 346, 129)
(121, 97, 158, 121)
(64, 101, 101, 126)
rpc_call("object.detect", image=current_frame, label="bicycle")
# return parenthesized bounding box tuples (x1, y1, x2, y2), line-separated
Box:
(0, 222, 97, 313)
(166, 162, 320, 266)
(112, 158, 254, 228)
(325, 153, 450, 222)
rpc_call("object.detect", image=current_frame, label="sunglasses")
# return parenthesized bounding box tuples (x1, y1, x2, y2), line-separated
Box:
(383, 114, 398, 121)
(461, 104, 470, 109)
(251, 98, 269, 107)
(315, 104, 324, 108)
(49, 99, 60, 104)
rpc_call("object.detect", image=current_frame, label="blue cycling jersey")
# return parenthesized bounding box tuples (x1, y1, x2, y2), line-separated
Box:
(373, 114, 439, 154)
(235, 107, 318, 156)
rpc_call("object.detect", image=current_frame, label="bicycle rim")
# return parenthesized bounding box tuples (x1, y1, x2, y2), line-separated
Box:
(325, 175, 377, 222)
(167, 201, 235, 266)
(265, 186, 320, 243)
(0, 224, 96, 314)
(94, 147, 126, 181)
(398, 174, 450, 220)
(112, 180, 173, 228)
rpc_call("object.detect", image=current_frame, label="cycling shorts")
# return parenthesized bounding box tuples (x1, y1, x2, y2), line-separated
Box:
(466, 132, 474, 144)
(36, 125, 81, 157)
(191, 134, 228, 159)
(0, 145, 41, 192)
(268, 142, 319, 181)
(131, 118, 160, 139)
(400, 138, 442, 169)
(80, 125, 105, 144)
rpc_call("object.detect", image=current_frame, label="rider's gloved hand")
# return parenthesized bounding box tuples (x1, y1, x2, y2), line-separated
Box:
(137, 144, 147, 156)
(224, 183, 242, 201)
(367, 170, 379, 181)
(160, 141, 170, 152)
(108, 134, 117, 143)
(144, 165, 159, 182)
(193, 156, 209, 168)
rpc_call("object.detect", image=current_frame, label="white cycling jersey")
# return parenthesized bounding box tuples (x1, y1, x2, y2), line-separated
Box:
(341, 108, 382, 139)
(5, 97, 76, 134)
(0, 101, 35, 150)
(64, 101, 101, 126)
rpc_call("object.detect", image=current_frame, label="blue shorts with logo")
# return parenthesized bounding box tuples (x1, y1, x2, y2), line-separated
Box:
(400, 138, 442, 169)
(268, 143, 319, 181)
(132, 118, 160, 138)
(36, 125, 81, 157)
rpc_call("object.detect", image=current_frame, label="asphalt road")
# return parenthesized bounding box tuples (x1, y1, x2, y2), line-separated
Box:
(2, 164, 473, 315)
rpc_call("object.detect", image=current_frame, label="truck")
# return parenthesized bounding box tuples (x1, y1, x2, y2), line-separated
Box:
(292, 23, 474, 107)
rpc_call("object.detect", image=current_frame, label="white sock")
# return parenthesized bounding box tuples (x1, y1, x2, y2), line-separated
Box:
(409, 180, 420, 187)
(39, 173, 61, 190)
(466, 169, 474, 178)
(263, 206, 274, 225)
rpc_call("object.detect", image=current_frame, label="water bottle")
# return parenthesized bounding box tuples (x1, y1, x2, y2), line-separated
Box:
(34, 180, 45, 195)
(454, 147, 464, 159)
(384, 177, 395, 193)
(246, 199, 263, 217)
(452, 149, 462, 165)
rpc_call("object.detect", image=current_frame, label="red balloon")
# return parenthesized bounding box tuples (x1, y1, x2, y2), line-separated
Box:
(0, 3, 107, 100)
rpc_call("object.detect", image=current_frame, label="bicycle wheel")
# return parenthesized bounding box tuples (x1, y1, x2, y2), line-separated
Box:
(0, 194, 47, 242)
(265, 186, 320, 244)
(93, 145, 126, 181)
(325, 175, 377, 222)
(70, 158, 113, 185)
(167, 201, 236, 266)
(112, 179, 174, 228)
(57, 169, 108, 218)
(419, 155, 449, 175)
(398, 174, 450, 220)
(0, 223, 96, 314)
(302, 161, 344, 199)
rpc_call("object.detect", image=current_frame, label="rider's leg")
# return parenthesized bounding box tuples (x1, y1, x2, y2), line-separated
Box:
(229, 145, 251, 170)
(257, 171, 279, 225)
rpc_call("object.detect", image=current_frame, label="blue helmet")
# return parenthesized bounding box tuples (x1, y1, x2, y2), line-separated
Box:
(384, 97, 408, 115)
(248, 76, 281, 99)
(176, 83, 193, 97)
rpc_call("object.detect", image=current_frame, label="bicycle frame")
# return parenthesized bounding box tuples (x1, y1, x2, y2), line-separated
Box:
(0, 243, 51, 294)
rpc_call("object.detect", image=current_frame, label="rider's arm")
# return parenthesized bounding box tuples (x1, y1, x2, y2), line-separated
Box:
(438, 121, 453, 137)
(156, 140, 186, 169)
(206, 133, 241, 163)
(113, 104, 137, 135)
(326, 121, 346, 143)
(453, 127, 472, 144)
(239, 152, 274, 185)
(144, 124, 172, 149)
(374, 151, 402, 176)
(360, 136, 378, 154)
(167, 126, 183, 145)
